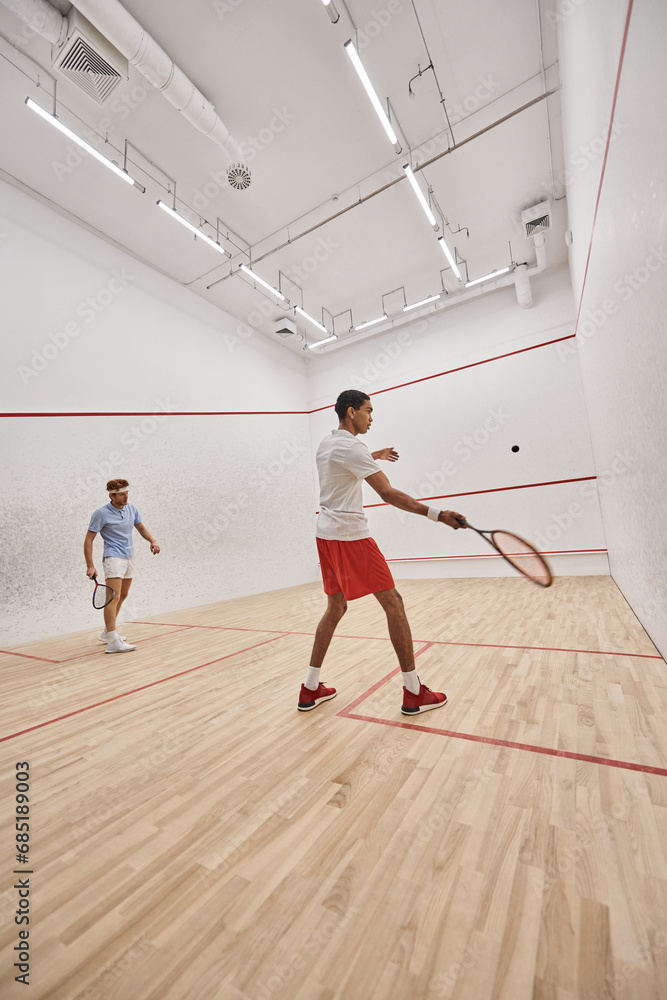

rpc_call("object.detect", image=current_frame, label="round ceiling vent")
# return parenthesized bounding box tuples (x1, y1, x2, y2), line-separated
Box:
(227, 162, 251, 190)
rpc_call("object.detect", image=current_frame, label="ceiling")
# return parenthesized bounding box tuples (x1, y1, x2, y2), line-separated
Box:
(0, 0, 568, 356)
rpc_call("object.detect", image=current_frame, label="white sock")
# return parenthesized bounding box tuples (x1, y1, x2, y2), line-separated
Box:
(403, 671, 420, 694)
(304, 666, 321, 690)
(106, 630, 118, 641)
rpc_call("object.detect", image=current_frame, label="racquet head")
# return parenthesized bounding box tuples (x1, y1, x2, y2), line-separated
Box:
(489, 531, 553, 587)
(92, 574, 115, 609)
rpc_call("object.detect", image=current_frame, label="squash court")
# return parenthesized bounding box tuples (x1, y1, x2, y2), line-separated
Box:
(1, 0, 666, 997)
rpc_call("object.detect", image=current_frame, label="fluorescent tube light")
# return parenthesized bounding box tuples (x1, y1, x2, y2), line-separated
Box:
(403, 294, 440, 312)
(307, 333, 338, 349)
(465, 266, 512, 288)
(321, 0, 340, 22)
(239, 264, 286, 300)
(438, 237, 463, 281)
(403, 165, 437, 227)
(354, 313, 388, 331)
(157, 201, 229, 255)
(26, 97, 137, 186)
(344, 41, 398, 148)
(295, 306, 328, 334)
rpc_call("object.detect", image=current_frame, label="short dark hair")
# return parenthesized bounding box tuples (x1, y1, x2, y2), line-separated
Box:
(334, 389, 370, 421)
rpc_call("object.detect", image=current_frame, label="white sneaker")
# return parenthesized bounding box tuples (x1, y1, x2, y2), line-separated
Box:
(105, 638, 136, 653)
(98, 631, 127, 643)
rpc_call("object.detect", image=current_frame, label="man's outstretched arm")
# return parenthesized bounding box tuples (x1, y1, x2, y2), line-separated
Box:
(365, 470, 465, 528)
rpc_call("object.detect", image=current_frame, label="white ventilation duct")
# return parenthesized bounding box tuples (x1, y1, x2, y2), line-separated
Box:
(512, 202, 551, 309)
(1, 0, 67, 43)
(514, 263, 532, 309)
(1, 0, 251, 189)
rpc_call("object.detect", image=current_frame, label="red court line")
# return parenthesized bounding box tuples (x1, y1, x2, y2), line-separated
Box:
(574, 0, 634, 336)
(363, 475, 597, 508)
(426, 639, 663, 660)
(128, 621, 661, 660)
(0, 649, 61, 664)
(308, 334, 577, 411)
(54, 626, 195, 664)
(0, 410, 307, 417)
(337, 711, 667, 777)
(3, 337, 582, 421)
(337, 646, 432, 715)
(0, 634, 287, 744)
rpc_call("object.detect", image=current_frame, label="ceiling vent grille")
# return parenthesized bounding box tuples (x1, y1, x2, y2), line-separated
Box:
(52, 11, 128, 105)
(521, 200, 552, 239)
(525, 213, 550, 237)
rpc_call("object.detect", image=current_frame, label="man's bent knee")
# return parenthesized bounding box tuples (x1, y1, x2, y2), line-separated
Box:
(328, 594, 348, 618)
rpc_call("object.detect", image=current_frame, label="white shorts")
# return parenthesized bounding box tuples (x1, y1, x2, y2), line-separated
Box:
(103, 557, 134, 580)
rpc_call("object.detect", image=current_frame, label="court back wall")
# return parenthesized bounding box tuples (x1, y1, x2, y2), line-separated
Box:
(307, 265, 609, 581)
(0, 181, 317, 647)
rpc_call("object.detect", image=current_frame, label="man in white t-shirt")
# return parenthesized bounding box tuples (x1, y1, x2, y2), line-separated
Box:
(84, 478, 160, 653)
(299, 389, 466, 715)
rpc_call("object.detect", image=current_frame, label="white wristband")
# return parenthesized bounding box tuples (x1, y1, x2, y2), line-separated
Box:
(427, 507, 440, 522)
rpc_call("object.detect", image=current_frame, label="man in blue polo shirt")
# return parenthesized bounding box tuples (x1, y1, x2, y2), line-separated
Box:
(84, 478, 161, 653)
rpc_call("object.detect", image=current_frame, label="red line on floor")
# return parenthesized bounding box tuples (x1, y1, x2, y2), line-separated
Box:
(126, 621, 662, 659)
(55, 626, 195, 663)
(425, 639, 663, 660)
(0, 634, 287, 744)
(337, 710, 667, 777)
(0, 649, 61, 663)
(337, 644, 432, 715)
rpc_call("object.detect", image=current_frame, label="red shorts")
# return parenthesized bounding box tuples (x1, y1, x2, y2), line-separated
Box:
(316, 537, 395, 601)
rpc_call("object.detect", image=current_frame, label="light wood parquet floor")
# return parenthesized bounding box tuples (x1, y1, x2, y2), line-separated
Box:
(1, 575, 666, 1000)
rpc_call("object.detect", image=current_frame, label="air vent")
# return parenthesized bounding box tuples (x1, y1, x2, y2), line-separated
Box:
(273, 318, 297, 338)
(526, 214, 549, 236)
(52, 11, 128, 106)
(521, 200, 552, 239)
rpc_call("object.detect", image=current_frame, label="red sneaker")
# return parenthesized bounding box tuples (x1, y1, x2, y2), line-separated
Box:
(401, 682, 447, 715)
(298, 682, 337, 712)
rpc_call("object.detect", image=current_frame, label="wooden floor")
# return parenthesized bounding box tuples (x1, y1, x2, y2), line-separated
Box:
(1, 576, 666, 1000)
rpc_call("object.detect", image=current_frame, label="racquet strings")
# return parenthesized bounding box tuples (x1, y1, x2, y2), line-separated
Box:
(491, 531, 552, 587)
(92, 577, 115, 609)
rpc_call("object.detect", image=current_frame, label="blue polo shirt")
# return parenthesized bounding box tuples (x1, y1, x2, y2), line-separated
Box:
(88, 502, 141, 559)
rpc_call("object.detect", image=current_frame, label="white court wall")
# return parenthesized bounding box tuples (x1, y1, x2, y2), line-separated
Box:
(0, 180, 317, 647)
(307, 264, 609, 582)
(560, 0, 667, 657)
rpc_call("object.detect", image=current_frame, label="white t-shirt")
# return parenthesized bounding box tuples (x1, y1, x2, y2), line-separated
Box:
(315, 429, 381, 540)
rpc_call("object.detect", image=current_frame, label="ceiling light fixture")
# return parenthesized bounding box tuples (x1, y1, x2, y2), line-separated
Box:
(239, 264, 287, 301)
(307, 333, 338, 349)
(465, 266, 513, 288)
(320, 0, 340, 23)
(343, 41, 400, 151)
(295, 306, 328, 334)
(403, 165, 437, 228)
(438, 237, 463, 281)
(26, 97, 139, 187)
(157, 201, 229, 255)
(354, 313, 388, 331)
(403, 294, 440, 312)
